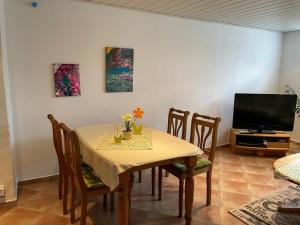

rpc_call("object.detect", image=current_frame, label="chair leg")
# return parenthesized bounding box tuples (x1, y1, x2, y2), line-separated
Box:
(70, 183, 76, 224)
(151, 167, 155, 196)
(58, 168, 63, 199)
(103, 194, 108, 208)
(63, 173, 68, 215)
(158, 167, 162, 201)
(110, 192, 114, 211)
(138, 170, 142, 183)
(80, 192, 88, 225)
(178, 178, 184, 218)
(206, 170, 212, 206)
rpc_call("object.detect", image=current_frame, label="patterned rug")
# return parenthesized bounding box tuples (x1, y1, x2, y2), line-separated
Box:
(229, 185, 300, 225)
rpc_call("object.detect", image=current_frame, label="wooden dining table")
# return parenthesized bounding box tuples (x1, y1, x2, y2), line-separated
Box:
(76, 124, 202, 225)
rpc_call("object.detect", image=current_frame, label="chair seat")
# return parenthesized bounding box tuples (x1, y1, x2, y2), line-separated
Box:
(81, 165, 105, 189)
(81, 161, 93, 170)
(173, 157, 212, 172)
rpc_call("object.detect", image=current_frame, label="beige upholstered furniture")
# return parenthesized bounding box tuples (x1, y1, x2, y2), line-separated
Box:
(274, 153, 300, 213)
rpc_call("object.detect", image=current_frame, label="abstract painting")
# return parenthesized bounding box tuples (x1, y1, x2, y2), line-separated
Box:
(53, 64, 81, 97)
(105, 47, 133, 92)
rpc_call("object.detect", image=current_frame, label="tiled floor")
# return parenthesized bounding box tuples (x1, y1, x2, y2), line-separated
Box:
(0, 145, 299, 225)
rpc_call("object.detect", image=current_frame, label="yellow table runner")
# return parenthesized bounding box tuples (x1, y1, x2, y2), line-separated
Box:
(97, 133, 152, 150)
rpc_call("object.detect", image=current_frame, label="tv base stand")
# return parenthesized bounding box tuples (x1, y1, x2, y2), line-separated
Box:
(230, 129, 290, 156)
(247, 129, 276, 134)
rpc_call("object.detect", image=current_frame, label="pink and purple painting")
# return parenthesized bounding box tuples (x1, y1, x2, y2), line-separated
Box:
(53, 64, 81, 97)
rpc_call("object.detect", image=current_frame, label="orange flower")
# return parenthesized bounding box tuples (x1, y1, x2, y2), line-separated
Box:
(133, 107, 144, 119)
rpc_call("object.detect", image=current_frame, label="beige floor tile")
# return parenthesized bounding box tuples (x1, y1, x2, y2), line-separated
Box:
(0, 207, 40, 225)
(18, 192, 58, 212)
(4, 146, 300, 225)
(30, 214, 70, 225)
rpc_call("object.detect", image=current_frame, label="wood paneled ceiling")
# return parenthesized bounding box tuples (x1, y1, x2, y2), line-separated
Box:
(82, 0, 300, 32)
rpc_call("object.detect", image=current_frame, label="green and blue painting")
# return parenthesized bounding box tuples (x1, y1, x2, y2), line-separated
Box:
(105, 47, 133, 92)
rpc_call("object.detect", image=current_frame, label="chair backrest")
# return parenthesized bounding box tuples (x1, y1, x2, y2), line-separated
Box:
(190, 113, 221, 163)
(47, 114, 64, 166)
(60, 123, 85, 188)
(167, 108, 190, 140)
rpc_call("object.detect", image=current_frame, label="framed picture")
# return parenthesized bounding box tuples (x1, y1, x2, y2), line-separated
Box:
(105, 47, 134, 92)
(53, 64, 81, 97)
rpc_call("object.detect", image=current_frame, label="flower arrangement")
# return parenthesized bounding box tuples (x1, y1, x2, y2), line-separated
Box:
(121, 107, 144, 139)
(132, 107, 144, 135)
(121, 113, 133, 131)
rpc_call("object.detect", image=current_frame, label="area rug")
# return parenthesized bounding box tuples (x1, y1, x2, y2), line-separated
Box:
(229, 185, 300, 225)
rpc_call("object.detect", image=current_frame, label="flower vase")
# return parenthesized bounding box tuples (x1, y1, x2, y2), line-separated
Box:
(122, 130, 133, 140)
(133, 123, 143, 135)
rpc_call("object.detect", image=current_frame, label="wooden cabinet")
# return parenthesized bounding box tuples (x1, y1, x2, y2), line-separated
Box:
(230, 129, 290, 156)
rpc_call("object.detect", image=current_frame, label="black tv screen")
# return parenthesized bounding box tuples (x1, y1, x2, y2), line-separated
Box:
(232, 94, 297, 132)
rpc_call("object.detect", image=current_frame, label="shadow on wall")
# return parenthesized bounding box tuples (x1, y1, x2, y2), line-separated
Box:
(14, 136, 58, 181)
(159, 100, 227, 145)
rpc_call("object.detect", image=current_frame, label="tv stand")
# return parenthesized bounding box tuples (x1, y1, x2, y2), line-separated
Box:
(230, 129, 290, 156)
(247, 129, 276, 134)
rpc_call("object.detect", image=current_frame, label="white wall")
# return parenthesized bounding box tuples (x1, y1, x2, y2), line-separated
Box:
(3, 0, 282, 181)
(280, 31, 300, 141)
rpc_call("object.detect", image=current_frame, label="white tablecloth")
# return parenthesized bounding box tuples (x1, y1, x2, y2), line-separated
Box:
(76, 124, 202, 190)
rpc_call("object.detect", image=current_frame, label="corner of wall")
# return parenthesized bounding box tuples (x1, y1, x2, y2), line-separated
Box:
(0, 0, 17, 201)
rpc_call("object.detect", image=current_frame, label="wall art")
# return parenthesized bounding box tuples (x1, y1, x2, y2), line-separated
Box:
(105, 47, 133, 92)
(53, 64, 81, 97)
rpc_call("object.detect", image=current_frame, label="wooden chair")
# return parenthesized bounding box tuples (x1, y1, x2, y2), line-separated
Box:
(47, 114, 69, 214)
(60, 123, 114, 225)
(156, 108, 190, 194)
(165, 108, 190, 178)
(158, 113, 221, 217)
(138, 108, 190, 195)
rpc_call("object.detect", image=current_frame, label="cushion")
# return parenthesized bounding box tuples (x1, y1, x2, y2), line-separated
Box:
(173, 157, 212, 172)
(81, 165, 104, 189)
(81, 161, 92, 170)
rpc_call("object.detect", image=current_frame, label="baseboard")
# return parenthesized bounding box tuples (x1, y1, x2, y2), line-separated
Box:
(18, 174, 58, 185)
(0, 198, 17, 205)
(291, 139, 300, 143)
(217, 143, 230, 148)
(18, 144, 231, 185)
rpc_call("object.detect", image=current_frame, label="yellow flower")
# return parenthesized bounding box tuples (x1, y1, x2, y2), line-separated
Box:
(105, 47, 112, 54)
(121, 113, 132, 122)
(133, 107, 144, 119)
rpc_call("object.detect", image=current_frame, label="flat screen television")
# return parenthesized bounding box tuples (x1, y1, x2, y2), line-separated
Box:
(232, 93, 297, 133)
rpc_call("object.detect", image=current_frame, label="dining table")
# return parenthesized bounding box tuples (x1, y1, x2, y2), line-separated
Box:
(76, 124, 202, 225)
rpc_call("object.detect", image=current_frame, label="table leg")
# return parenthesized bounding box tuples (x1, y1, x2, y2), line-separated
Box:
(118, 172, 130, 225)
(151, 167, 155, 196)
(184, 156, 197, 225)
(128, 174, 134, 225)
